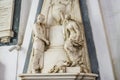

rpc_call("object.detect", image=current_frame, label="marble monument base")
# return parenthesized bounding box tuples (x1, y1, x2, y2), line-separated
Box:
(19, 73, 98, 80)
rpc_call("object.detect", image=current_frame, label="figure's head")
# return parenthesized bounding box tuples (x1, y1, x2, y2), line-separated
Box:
(65, 14, 71, 20)
(37, 14, 45, 23)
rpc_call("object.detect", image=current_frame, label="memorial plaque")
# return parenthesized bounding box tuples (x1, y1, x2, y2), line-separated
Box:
(0, 0, 14, 43)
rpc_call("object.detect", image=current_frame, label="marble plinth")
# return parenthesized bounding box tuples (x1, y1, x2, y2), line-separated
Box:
(19, 73, 98, 80)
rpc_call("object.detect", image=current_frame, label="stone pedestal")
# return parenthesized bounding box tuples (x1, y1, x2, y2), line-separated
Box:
(19, 73, 98, 80)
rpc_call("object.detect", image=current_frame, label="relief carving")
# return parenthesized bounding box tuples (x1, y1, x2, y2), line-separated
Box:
(31, 14, 49, 73)
(63, 14, 89, 73)
(28, 0, 91, 74)
(19, 0, 98, 80)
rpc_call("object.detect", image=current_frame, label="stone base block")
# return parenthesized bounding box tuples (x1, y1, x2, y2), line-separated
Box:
(19, 73, 98, 80)
(66, 67, 80, 73)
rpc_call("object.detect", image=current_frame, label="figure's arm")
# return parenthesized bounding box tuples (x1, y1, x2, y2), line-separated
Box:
(63, 21, 66, 40)
(63, 21, 69, 41)
(33, 24, 49, 45)
(63, 27, 66, 40)
(64, 27, 69, 41)
(41, 37, 50, 45)
(73, 22, 80, 40)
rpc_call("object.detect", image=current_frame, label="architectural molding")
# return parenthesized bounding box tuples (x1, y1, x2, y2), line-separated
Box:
(19, 73, 98, 80)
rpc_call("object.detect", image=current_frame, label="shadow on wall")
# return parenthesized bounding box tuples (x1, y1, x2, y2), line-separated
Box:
(0, 62, 5, 80)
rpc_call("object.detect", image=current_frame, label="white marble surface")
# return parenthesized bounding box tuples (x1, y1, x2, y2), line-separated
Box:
(0, 46, 17, 80)
(86, 0, 115, 80)
(49, 25, 64, 47)
(99, 0, 120, 79)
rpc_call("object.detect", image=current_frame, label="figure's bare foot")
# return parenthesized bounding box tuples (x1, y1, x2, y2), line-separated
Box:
(80, 64, 89, 73)
(48, 65, 59, 73)
(63, 60, 72, 67)
(32, 69, 40, 73)
(71, 61, 76, 67)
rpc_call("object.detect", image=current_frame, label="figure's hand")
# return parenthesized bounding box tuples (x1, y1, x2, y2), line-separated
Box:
(63, 60, 72, 67)
(46, 40, 50, 45)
